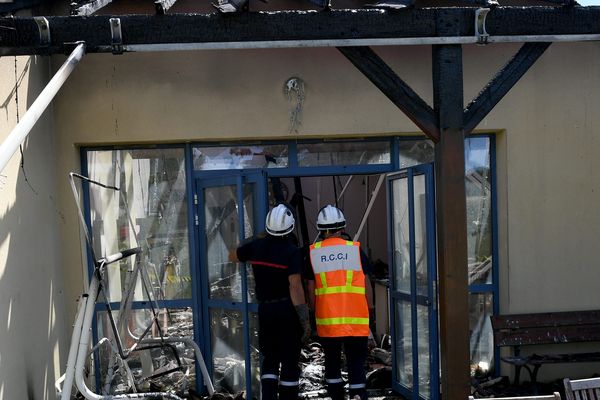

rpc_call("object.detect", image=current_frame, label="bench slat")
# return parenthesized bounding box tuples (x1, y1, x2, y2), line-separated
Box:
(493, 324, 600, 346)
(491, 310, 600, 330)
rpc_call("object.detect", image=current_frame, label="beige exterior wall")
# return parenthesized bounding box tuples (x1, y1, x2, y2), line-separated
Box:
(0, 53, 67, 399)
(50, 41, 600, 381)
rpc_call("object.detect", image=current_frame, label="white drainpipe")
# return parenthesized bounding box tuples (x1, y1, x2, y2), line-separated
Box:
(0, 42, 85, 174)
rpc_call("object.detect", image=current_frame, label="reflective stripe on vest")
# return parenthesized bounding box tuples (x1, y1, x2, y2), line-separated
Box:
(314, 270, 366, 295)
(309, 237, 369, 337)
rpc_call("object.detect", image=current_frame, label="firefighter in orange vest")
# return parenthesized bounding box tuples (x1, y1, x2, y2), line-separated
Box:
(230, 204, 311, 400)
(307, 205, 374, 400)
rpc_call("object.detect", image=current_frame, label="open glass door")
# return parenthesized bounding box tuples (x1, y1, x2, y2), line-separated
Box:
(388, 163, 439, 400)
(195, 173, 266, 399)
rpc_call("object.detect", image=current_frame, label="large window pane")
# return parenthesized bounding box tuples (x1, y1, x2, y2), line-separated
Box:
(297, 141, 390, 166)
(87, 148, 191, 301)
(465, 137, 493, 284)
(193, 145, 288, 170)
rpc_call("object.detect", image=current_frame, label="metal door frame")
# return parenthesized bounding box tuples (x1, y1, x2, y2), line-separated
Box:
(194, 172, 267, 400)
(387, 163, 439, 400)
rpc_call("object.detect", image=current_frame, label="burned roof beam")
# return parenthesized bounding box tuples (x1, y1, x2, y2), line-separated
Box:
(1, 7, 600, 55)
(155, 0, 178, 15)
(71, 0, 114, 16)
(338, 46, 440, 142)
(463, 42, 551, 134)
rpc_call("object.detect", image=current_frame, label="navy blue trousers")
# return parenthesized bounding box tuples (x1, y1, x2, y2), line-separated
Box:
(321, 336, 368, 400)
(258, 300, 302, 400)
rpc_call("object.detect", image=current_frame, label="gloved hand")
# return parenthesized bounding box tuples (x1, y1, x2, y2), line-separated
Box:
(295, 303, 312, 345)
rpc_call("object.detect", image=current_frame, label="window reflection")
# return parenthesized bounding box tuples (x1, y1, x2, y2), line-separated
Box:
(298, 141, 390, 166)
(469, 293, 494, 378)
(465, 138, 493, 285)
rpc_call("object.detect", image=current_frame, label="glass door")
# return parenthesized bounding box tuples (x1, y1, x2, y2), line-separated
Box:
(195, 173, 266, 399)
(388, 163, 439, 400)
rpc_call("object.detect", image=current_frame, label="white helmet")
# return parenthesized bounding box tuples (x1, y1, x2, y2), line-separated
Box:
(316, 205, 346, 231)
(265, 204, 295, 236)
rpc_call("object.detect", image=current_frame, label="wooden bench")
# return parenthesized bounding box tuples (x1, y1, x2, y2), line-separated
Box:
(563, 377, 600, 400)
(491, 310, 600, 385)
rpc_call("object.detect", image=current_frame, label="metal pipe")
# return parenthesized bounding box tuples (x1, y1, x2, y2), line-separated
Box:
(58, 295, 87, 399)
(117, 34, 600, 53)
(0, 43, 85, 173)
(354, 174, 385, 242)
(73, 269, 183, 400)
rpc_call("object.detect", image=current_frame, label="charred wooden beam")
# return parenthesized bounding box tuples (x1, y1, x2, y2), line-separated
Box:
(432, 10, 470, 400)
(155, 0, 178, 15)
(464, 42, 551, 133)
(338, 46, 440, 142)
(71, 0, 115, 16)
(1, 7, 600, 55)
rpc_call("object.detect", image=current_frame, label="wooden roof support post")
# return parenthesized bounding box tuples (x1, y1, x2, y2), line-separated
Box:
(432, 10, 470, 400)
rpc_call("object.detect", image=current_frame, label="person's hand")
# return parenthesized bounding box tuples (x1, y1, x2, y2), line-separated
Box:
(295, 304, 312, 345)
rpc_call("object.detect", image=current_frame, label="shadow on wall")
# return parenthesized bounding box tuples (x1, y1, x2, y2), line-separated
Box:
(0, 54, 66, 400)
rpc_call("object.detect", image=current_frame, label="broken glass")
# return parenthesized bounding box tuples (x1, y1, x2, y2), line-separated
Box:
(398, 139, 434, 168)
(96, 308, 196, 395)
(204, 184, 242, 302)
(210, 307, 247, 394)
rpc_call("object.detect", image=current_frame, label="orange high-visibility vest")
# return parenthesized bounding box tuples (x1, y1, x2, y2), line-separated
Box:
(309, 237, 369, 337)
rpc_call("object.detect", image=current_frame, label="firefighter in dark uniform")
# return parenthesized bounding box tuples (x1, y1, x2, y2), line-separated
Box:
(306, 205, 374, 400)
(229, 204, 311, 400)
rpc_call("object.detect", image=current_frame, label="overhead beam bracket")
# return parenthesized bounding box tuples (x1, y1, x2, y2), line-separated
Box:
(475, 8, 490, 45)
(33, 17, 50, 47)
(110, 18, 123, 54)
